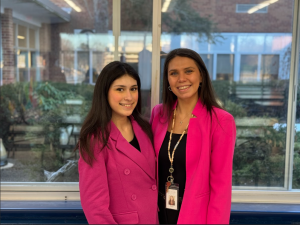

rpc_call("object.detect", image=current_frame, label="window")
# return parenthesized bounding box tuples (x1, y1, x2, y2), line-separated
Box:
(0, 0, 299, 202)
(13, 23, 39, 82)
(200, 54, 214, 78)
(293, 39, 300, 189)
(260, 55, 279, 81)
(159, 0, 295, 193)
(240, 55, 259, 82)
(217, 54, 234, 81)
(236, 4, 268, 13)
(18, 25, 27, 48)
(29, 29, 36, 49)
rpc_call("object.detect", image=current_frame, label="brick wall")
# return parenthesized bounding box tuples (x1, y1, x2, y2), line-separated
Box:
(39, 23, 51, 81)
(189, 0, 293, 33)
(48, 23, 67, 82)
(1, 9, 15, 84)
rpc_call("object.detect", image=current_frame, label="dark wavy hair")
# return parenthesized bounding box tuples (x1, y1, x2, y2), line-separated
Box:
(162, 48, 222, 119)
(76, 61, 153, 166)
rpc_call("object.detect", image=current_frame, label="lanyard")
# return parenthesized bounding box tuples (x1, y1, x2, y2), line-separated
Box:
(167, 108, 189, 184)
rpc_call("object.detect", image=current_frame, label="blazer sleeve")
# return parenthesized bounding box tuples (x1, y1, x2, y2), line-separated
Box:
(78, 146, 117, 224)
(207, 115, 236, 224)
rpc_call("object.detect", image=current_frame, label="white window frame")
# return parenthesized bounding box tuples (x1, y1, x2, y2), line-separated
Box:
(13, 20, 40, 82)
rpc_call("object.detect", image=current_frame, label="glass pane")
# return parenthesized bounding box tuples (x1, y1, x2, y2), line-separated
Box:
(18, 51, 29, 82)
(240, 55, 258, 82)
(77, 51, 89, 84)
(92, 52, 104, 83)
(18, 25, 27, 48)
(61, 51, 75, 83)
(29, 29, 35, 49)
(160, 0, 294, 188)
(200, 54, 213, 79)
(30, 51, 37, 67)
(293, 46, 300, 189)
(217, 54, 234, 81)
(0, 0, 113, 182)
(120, 0, 153, 118)
(261, 55, 279, 81)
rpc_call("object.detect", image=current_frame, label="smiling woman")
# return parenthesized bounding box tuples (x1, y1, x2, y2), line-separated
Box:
(151, 48, 236, 224)
(76, 61, 158, 224)
(167, 56, 203, 109)
(108, 75, 138, 120)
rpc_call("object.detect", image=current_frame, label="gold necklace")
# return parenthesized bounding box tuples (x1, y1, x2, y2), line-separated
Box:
(167, 107, 189, 184)
(178, 114, 191, 126)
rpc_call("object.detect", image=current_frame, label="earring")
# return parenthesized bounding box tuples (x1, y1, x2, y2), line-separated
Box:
(199, 82, 202, 88)
(168, 86, 172, 91)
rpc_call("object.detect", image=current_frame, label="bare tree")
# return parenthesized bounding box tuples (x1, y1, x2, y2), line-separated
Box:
(121, 0, 219, 43)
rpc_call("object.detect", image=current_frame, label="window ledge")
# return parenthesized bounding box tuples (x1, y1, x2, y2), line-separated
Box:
(2, 189, 300, 203)
(232, 190, 300, 204)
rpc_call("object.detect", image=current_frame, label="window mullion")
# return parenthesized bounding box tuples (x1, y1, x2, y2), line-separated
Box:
(151, 0, 162, 109)
(112, 0, 120, 61)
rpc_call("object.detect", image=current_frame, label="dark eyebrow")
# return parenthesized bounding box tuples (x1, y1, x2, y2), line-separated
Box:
(168, 67, 196, 73)
(113, 85, 138, 88)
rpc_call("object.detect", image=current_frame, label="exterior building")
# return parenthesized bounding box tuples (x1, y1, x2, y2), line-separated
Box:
(1, 0, 294, 85)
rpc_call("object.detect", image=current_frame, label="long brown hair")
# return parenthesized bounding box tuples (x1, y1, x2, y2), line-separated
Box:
(162, 48, 222, 119)
(76, 61, 153, 166)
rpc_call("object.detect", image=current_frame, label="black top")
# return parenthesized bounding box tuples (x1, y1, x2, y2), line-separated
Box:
(158, 131, 187, 224)
(129, 134, 141, 152)
(159, 131, 187, 197)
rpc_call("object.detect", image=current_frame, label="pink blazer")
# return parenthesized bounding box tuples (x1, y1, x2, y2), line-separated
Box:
(78, 118, 158, 224)
(150, 100, 236, 224)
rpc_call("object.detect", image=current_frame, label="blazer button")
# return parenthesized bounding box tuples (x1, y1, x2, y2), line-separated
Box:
(152, 185, 157, 190)
(131, 194, 137, 201)
(124, 169, 130, 175)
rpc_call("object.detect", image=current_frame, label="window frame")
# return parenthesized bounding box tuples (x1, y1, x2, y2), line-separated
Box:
(13, 20, 39, 82)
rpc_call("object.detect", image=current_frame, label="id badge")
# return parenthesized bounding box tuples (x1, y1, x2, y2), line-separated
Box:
(165, 182, 179, 210)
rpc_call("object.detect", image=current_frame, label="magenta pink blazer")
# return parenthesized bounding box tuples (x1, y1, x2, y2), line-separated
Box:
(150, 100, 236, 224)
(78, 118, 158, 224)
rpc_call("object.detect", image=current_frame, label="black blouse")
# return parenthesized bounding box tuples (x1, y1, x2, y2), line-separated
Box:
(129, 134, 141, 152)
(158, 131, 187, 224)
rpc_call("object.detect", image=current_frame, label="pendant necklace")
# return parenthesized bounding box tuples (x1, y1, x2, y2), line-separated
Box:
(178, 114, 191, 126)
(166, 107, 189, 186)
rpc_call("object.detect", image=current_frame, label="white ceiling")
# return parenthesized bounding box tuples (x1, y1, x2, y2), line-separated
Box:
(1, 0, 70, 25)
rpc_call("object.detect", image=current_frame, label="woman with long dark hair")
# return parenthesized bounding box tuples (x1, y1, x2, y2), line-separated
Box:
(150, 48, 236, 224)
(77, 61, 158, 224)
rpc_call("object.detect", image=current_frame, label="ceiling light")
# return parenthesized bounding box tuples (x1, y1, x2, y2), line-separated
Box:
(64, 0, 82, 12)
(17, 35, 25, 39)
(162, 0, 172, 12)
(248, 0, 278, 14)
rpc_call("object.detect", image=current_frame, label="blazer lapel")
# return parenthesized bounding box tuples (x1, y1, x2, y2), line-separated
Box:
(185, 99, 206, 184)
(110, 120, 155, 180)
(153, 109, 168, 158)
(131, 119, 156, 178)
